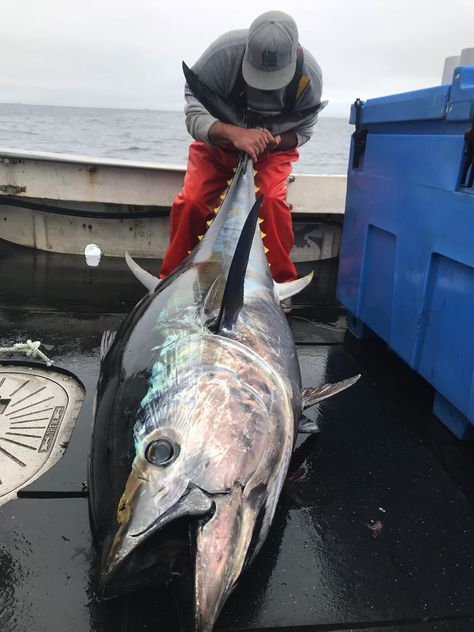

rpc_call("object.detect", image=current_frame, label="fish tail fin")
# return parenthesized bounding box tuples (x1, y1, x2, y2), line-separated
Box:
(182, 61, 243, 127)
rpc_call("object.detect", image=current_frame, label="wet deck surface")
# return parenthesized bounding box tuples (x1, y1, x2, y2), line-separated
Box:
(0, 237, 473, 632)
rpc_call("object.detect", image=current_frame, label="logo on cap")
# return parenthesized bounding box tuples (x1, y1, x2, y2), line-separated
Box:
(261, 50, 278, 68)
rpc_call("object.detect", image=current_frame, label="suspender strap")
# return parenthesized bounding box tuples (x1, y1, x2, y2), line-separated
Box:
(282, 46, 305, 112)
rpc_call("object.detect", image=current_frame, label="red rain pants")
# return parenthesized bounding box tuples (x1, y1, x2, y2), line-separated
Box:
(159, 141, 299, 283)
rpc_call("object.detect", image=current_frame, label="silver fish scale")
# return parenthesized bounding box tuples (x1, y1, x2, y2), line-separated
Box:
(135, 333, 293, 487)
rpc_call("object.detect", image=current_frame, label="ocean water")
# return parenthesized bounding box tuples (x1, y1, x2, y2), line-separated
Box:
(0, 103, 353, 174)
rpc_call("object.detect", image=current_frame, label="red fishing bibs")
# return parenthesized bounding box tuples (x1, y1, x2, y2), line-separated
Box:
(159, 141, 299, 283)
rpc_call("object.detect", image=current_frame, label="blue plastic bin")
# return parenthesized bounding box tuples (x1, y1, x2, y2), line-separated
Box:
(337, 66, 474, 439)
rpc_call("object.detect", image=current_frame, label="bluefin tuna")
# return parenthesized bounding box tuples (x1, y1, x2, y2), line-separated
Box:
(88, 78, 358, 632)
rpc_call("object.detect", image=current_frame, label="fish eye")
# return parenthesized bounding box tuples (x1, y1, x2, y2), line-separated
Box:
(145, 438, 178, 466)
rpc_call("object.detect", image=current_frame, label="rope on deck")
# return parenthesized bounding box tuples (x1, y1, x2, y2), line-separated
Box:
(0, 340, 54, 366)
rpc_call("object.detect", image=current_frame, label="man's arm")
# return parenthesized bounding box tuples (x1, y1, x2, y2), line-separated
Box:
(209, 124, 297, 159)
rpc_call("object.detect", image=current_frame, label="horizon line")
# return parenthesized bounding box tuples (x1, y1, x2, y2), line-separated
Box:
(0, 100, 351, 119)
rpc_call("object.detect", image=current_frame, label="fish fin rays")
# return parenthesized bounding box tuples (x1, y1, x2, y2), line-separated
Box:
(100, 330, 117, 360)
(201, 275, 226, 324)
(211, 196, 263, 334)
(125, 251, 160, 293)
(274, 271, 314, 302)
(302, 374, 361, 410)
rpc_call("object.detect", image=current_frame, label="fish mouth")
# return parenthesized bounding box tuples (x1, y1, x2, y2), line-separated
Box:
(98, 485, 215, 599)
(97, 482, 270, 632)
(192, 484, 267, 632)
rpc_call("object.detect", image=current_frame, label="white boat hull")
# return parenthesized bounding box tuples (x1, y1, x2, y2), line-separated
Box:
(0, 148, 346, 260)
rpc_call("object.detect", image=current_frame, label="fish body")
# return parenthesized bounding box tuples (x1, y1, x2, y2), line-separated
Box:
(89, 155, 303, 630)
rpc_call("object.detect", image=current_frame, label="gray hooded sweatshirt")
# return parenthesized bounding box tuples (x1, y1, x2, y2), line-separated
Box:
(185, 29, 323, 147)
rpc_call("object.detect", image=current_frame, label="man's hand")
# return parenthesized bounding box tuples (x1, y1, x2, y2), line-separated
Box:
(208, 122, 279, 162)
(229, 127, 276, 162)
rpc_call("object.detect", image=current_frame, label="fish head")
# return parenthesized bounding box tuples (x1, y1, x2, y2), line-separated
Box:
(98, 349, 293, 629)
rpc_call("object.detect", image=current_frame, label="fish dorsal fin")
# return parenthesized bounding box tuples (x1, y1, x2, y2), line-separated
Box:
(211, 196, 263, 334)
(125, 251, 160, 293)
(302, 374, 361, 410)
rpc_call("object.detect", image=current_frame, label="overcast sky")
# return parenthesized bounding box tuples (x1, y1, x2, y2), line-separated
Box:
(1, 0, 473, 117)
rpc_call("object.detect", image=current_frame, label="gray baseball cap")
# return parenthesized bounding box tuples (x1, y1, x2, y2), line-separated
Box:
(242, 11, 299, 91)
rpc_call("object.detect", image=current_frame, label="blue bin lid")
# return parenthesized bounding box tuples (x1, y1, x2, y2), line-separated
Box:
(350, 67, 474, 124)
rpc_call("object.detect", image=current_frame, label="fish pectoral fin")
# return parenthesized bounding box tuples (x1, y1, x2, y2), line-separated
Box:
(273, 271, 314, 302)
(298, 416, 320, 434)
(100, 329, 117, 360)
(125, 251, 160, 293)
(302, 374, 361, 410)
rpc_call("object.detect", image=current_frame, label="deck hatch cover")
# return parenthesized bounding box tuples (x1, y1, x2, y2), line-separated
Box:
(0, 363, 85, 507)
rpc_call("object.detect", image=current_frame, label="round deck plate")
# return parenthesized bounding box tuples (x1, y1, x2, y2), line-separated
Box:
(0, 363, 85, 507)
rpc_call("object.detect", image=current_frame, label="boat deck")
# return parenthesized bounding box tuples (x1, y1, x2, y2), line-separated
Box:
(0, 238, 473, 632)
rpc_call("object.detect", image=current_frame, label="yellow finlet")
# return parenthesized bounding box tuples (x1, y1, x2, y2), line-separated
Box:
(260, 231, 267, 239)
(214, 207, 220, 214)
(255, 186, 260, 193)
(258, 217, 264, 224)
(264, 246, 270, 254)
(226, 179, 232, 186)
(187, 250, 192, 255)
(253, 169, 257, 176)
(197, 235, 204, 241)
(206, 219, 213, 226)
